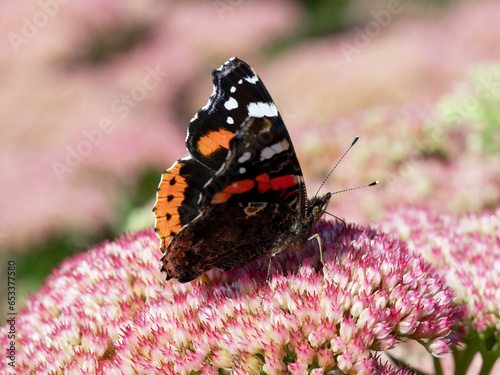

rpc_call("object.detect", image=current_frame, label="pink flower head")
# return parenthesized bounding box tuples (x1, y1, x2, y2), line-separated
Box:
(378, 208, 500, 336)
(0, 219, 461, 373)
(378, 208, 500, 372)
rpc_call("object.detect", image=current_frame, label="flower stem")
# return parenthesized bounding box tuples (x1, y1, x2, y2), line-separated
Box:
(452, 343, 477, 375)
(433, 356, 443, 375)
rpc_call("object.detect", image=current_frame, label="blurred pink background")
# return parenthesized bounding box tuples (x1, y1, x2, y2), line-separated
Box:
(1, 1, 499, 258)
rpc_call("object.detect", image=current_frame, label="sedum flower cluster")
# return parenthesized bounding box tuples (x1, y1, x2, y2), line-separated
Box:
(1, 218, 463, 374)
(378, 208, 500, 374)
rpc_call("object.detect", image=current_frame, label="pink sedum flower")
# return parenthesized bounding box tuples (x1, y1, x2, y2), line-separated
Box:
(378, 208, 500, 335)
(378, 208, 500, 373)
(0, 219, 461, 374)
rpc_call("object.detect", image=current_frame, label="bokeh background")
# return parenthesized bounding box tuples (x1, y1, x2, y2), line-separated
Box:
(1, 0, 500, 325)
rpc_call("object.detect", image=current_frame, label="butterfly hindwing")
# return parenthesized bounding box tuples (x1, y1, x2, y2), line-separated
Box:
(154, 157, 212, 250)
(161, 201, 289, 282)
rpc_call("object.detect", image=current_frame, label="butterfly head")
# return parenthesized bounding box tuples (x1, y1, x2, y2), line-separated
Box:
(307, 192, 332, 227)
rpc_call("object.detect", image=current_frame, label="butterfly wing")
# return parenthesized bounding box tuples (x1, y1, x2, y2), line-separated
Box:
(204, 116, 306, 214)
(162, 117, 307, 282)
(186, 57, 295, 172)
(153, 156, 212, 250)
(155, 57, 309, 282)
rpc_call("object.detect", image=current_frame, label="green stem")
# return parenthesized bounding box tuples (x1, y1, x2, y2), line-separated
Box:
(476, 334, 500, 375)
(452, 343, 477, 375)
(433, 356, 443, 375)
(480, 354, 498, 375)
(453, 330, 500, 375)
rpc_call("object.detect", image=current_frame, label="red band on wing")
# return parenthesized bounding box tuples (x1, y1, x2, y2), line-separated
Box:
(256, 173, 271, 193)
(209, 174, 298, 205)
(270, 175, 296, 192)
(211, 179, 255, 204)
(256, 173, 297, 197)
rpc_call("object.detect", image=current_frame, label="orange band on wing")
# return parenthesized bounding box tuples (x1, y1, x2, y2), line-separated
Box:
(197, 129, 233, 157)
(211, 179, 255, 204)
(154, 161, 188, 249)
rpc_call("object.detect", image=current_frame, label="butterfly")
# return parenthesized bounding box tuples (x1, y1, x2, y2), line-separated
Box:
(153, 57, 331, 283)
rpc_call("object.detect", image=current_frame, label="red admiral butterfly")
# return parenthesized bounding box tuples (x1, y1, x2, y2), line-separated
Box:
(154, 57, 331, 283)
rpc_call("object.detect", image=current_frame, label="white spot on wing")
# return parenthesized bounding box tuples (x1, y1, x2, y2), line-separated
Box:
(239, 167, 246, 174)
(227, 116, 234, 124)
(260, 139, 290, 160)
(238, 79, 243, 84)
(238, 151, 252, 163)
(244, 74, 259, 85)
(261, 147, 275, 160)
(247, 102, 278, 117)
(224, 97, 238, 110)
(230, 86, 236, 93)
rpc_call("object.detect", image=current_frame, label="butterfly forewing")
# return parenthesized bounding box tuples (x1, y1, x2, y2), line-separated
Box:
(186, 58, 294, 171)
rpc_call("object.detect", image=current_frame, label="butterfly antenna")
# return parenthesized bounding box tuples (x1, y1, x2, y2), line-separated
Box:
(329, 180, 379, 196)
(322, 180, 378, 236)
(315, 136, 359, 197)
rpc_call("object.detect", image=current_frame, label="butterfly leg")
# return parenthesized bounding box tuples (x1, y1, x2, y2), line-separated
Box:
(308, 233, 333, 281)
(260, 254, 275, 308)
